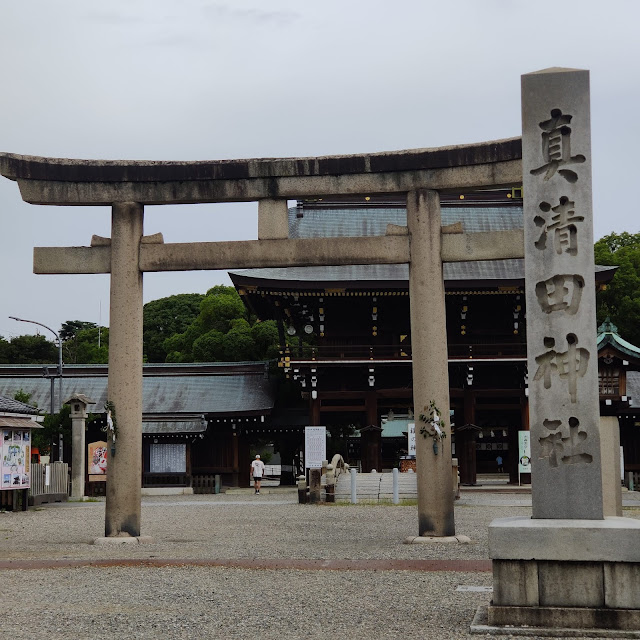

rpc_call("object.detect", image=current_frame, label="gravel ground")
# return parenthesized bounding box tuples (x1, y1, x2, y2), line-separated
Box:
(2, 491, 639, 639)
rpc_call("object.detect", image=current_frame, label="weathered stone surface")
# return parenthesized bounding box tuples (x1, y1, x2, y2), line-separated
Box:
(522, 67, 603, 520)
(489, 516, 640, 562)
(601, 415, 623, 517)
(104, 202, 144, 538)
(33, 229, 525, 275)
(0, 138, 521, 182)
(492, 560, 539, 606)
(485, 604, 640, 631)
(605, 563, 640, 609)
(407, 189, 454, 537)
(257, 198, 289, 240)
(538, 561, 604, 607)
(0, 139, 522, 206)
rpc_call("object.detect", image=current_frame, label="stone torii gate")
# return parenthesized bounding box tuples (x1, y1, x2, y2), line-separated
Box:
(0, 139, 523, 539)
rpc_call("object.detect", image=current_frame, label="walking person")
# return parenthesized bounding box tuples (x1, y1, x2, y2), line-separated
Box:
(251, 454, 265, 494)
(496, 454, 504, 473)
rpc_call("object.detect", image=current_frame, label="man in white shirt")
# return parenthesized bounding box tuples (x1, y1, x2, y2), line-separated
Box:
(250, 454, 265, 494)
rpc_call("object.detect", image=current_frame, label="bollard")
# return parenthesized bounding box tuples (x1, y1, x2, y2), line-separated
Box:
(350, 468, 357, 504)
(309, 468, 322, 503)
(214, 474, 221, 495)
(628, 471, 635, 492)
(393, 468, 399, 504)
(297, 474, 308, 504)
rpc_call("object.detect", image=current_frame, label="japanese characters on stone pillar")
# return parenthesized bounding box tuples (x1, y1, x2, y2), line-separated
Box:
(523, 68, 604, 520)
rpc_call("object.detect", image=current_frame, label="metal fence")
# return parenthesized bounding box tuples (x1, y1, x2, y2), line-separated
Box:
(30, 462, 69, 497)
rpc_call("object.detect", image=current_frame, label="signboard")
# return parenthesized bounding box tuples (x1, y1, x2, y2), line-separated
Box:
(408, 422, 416, 456)
(88, 441, 108, 479)
(150, 443, 186, 473)
(1, 429, 30, 490)
(304, 426, 326, 469)
(518, 430, 531, 476)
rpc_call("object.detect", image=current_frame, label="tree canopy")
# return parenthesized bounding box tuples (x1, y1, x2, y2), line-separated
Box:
(594, 232, 640, 346)
(143, 293, 204, 362)
(163, 285, 279, 363)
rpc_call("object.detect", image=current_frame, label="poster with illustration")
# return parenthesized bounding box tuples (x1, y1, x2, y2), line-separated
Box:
(1, 429, 30, 490)
(88, 441, 108, 475)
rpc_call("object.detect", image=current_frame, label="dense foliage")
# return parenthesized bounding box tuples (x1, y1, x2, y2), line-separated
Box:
(162, 285, 279, 363)
(143, 293, 204, 362)
(594, 232, 640, 345)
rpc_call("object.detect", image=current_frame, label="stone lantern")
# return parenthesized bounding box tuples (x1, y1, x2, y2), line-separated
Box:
(65, 393, 95, 499)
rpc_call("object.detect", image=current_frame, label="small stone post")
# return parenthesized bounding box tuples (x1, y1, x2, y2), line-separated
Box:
(350, 468, 357, 504)
(392, 467, 399, 504)
(66, 393, 94, 499)
(407, 189, 454, 537)
(308, 468, 322, 503)
(105, 202, 144, 538)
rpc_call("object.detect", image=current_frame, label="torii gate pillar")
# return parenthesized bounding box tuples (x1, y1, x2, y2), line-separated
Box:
(105, 202, 144, 537)
(408, 189, 454, 536)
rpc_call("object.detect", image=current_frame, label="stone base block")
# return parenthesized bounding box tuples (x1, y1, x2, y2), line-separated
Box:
(93, 535, 154, 545)
(404, 535, 471, 544)
(471, 605, 640, 637)
(488, 604, 640, 632)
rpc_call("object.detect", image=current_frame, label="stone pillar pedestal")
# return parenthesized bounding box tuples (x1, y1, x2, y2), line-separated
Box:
(476, 517, 640, 633)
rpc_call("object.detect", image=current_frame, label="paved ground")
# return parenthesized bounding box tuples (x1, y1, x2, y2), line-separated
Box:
(2, 489, 639, 639)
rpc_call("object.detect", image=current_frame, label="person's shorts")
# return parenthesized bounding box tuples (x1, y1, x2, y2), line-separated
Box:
(253, 476, 262, 482)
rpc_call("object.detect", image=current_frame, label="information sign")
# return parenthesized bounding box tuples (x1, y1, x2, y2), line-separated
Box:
(518, 430, 531, 481)
(305, 426, 326, 469)
(150, 443, 186, 473)
(1, 429, 30, 490)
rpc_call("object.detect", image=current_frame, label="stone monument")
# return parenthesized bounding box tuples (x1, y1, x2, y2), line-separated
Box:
(477, 68, 640, 635)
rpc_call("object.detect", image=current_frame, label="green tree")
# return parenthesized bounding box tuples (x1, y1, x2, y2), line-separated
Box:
(143, 293, 204, 362)
(62, 322, 108, 364)
(6, 334, 58, 364)
(595, 232, 640, 345)
(60, 320, 98, 342)
(0, 336, 10, 364)
(163, 285, 278, 362)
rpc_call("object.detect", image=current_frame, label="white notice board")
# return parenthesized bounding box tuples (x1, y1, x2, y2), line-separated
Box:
(305, 426, 326, 469)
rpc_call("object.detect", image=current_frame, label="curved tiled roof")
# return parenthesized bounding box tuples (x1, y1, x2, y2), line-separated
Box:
(0, 395, 40, 415)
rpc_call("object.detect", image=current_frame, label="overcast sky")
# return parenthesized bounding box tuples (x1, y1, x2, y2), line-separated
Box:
(1, 0, 638, 342)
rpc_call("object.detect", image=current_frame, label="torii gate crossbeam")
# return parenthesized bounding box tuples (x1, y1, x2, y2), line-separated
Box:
(0, 138, 523, 539)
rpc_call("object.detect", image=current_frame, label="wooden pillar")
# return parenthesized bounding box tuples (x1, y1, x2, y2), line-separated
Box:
(458, 389, 478, 485)
(366, 391, 381, 471)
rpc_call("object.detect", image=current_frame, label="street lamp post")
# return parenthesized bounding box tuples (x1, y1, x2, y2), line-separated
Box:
(9, 316, 64, 461)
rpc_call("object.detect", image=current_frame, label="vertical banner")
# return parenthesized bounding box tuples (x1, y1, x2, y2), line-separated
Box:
(522, 68, 603, 519)
(518, 430, 531, 475)
(305, 426, 326, 469)
(408, 422, 416, 456)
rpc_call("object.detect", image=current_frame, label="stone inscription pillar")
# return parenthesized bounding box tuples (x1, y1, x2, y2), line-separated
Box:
(523, 68, 604, 519)
(105, 201, 144, 537)
(407, 189, 454, 536)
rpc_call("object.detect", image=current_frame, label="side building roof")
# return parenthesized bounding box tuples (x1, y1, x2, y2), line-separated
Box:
(0, 363, 275, 423)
